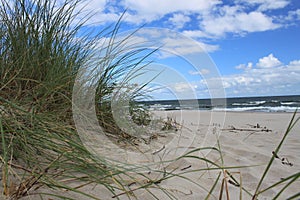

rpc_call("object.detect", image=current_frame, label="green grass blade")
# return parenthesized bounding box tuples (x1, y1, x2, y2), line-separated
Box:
(205, 172, 221, 200)
(287, 192, 300, 200)
(252, 109, 299, 199)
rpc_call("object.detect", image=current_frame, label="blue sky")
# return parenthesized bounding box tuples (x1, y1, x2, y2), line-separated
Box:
(73, 0, 300, 99)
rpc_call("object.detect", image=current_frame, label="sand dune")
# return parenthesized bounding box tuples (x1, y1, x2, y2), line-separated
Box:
(19, 111, 299, 199)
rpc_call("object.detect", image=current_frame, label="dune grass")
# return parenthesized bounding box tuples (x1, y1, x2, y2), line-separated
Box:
(0, 0, 299, 199)
(252, 109, 300, 200)
(0, 0, 153, 199)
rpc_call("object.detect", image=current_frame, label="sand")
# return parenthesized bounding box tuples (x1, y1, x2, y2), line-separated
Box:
(16, 110, 300, 200)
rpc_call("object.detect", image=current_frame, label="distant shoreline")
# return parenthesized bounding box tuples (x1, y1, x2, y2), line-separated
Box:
(155, 109, 297, 114)
(139, 95, 300, 113)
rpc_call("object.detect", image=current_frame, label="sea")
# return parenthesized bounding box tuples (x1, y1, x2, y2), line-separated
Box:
(139, 95, 300, 112)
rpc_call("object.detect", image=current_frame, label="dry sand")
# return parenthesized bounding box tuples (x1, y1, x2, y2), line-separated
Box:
(148, 110, 300, 200)
(16, 110, 300, 200)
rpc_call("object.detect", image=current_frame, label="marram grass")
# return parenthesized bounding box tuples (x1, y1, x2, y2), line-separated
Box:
(0, 0, 299, 199)
(0, 0, 154, 199)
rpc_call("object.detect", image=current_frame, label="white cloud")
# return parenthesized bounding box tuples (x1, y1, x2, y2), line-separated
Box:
(173, 82, 194, 93)
(182, 30, 209, 39)
(213, 57, 300, 96)
(189, 69, 210, 75)
(149, 57, 300, 99)
(147, 34, 219, 58)
(168, 13, 191, 29)
(61, 0, 295, 41)
(130, 28, 220, 57)
(121, 1, 282, 39)
(289, 59, 300, 66)
(200, 7, 280, 37)
(76, 0, 107, 12)
(286, 9, 300, 21)
(200, 69, 211, 75)
(121, 0, 220, 22)
(256, 54, 282, 68)
(236, 0, 290, 11)
(90, 28, 220, 61)
(235, 62, 253, 70)
(57, 0, 123, 26)
(147, 82, 199, 100)
(163, 37, 219, 54)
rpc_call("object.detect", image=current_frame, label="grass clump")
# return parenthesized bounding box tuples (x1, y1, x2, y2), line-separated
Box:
(0, 0, 299, 199)
(0, 0, 87, 116)
(0, 0, 154, 199)
(161, 117, 180, 131)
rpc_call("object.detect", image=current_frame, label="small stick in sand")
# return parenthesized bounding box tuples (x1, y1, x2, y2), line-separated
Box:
(181, 165, 192, 171)
(127, 182, 136, 187)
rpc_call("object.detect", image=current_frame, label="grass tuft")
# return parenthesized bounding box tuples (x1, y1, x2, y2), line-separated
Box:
(0, 0, 154, 199)
(0, 0, 299, 199)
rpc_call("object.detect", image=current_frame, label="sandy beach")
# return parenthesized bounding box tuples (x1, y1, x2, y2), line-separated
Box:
(2, 0, 300, 199)
(149, 110, 300, 199)
(17, 110, 300, 200)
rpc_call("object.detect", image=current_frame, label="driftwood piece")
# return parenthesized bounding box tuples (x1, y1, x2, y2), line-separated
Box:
(221, 124, 271, 132)
(221, 124, 272, 141)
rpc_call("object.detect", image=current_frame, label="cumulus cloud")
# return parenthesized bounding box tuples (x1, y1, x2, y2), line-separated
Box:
(256, 54, 282, 68)
(286, 9, 300, 21)
(182, 30, 209, 39)
(56, 0, 298, 43)
(236, 0, 290, 11)
(214, 57, 300, 96)
(121, 0, 220, 21)
(289, 60, 300, 66)
(92, 28, 219, 59)
(149, 57, 300, 99)
(200, 6, 280, 37)
(235, 62, 253, 70)
(135, 29, 220, 57)
(168, 13, 191, 29)
(76, 0, 106, 12)
(160, 37, 219, 56)
(161, 56, 300, 98)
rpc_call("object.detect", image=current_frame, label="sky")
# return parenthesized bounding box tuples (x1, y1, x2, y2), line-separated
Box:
(73, 0, 300, 99)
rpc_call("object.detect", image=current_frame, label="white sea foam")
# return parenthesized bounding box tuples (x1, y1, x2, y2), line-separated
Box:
(149, 104, 173, 110)
(281, 102, 298, 105)
(213, 106, 298, 112)
(250, 100, 266, 104)
(232, 103, 257, 106)
(232, 101, 266, 106)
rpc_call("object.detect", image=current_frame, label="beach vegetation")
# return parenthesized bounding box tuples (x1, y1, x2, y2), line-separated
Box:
(0, 0, 299, 199)
(0, 0, 153, 199)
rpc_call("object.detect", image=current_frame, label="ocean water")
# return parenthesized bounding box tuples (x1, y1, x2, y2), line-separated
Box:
(140, 95, 300, 112)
